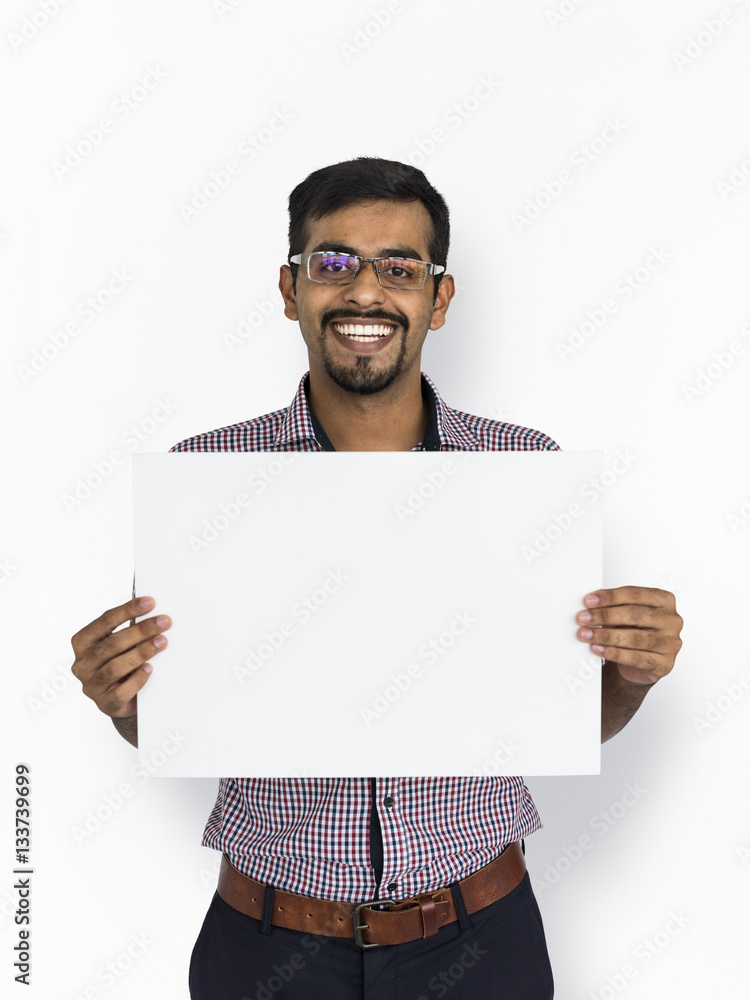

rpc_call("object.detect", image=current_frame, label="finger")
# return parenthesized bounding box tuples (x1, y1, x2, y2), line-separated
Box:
(79, 632, 168, 699)
(98, 658, 154, 718)
(576, 626, 665, 653)
(71, 595, 156, 657)
(583, 586, 676, 611)
(577, 603, 676, 629)
(72, 610, 171, 684)
(587, 644, 671, 684)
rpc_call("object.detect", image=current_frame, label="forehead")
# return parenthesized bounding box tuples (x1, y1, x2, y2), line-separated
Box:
(303, 198, 433, 258)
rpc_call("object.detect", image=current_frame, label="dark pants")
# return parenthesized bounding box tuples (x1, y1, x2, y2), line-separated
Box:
(189, 871, 554, 999)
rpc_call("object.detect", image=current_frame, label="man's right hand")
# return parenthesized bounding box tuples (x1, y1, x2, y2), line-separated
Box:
(70, 596, 171, 721)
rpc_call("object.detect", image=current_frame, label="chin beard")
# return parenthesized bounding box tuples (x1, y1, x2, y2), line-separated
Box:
(320, 330, 408, 396)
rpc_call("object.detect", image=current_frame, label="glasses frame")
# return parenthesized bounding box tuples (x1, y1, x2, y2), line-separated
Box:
(289, 251, 445, 290)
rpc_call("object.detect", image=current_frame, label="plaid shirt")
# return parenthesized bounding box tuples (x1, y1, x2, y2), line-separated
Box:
(170, 372, 560, 902)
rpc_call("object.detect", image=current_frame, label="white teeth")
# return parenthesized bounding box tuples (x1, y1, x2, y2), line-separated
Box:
(332, 322, 395, 342)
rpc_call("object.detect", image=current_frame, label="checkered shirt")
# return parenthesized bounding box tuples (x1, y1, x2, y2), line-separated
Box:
(170, 371, 560, 902)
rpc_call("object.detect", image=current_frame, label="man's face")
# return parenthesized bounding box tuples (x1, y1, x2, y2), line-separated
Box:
(280, 198, 454, 396)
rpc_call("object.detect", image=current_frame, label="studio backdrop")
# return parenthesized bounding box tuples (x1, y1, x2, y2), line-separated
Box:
(4, 1, 749, 997)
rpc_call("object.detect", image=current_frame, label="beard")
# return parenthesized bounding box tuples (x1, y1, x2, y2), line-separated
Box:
(317, 309, 410, 396)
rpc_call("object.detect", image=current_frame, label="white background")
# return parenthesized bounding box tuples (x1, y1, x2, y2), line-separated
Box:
(3, 0, 749, 996)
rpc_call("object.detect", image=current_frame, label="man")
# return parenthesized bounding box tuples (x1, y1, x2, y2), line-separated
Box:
(71, 157, 683, 999)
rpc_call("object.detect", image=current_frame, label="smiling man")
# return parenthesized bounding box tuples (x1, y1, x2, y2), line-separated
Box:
(285, 184, 453, 453)
(70, 157, 683, 1000)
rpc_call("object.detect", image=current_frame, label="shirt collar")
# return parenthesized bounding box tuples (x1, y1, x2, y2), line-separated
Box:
(273, 371, 482, 451)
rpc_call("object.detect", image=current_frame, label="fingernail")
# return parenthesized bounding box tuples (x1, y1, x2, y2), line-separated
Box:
(138, 597, 154, 610)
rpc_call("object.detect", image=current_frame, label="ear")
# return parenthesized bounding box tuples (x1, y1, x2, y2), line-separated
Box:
(279, 265, 299, 321)
(429, 274, 455, 331)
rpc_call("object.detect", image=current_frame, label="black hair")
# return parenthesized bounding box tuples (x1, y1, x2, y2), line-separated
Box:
(287, 156, 450, 302)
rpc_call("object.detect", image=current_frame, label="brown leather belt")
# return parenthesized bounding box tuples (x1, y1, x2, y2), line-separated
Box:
(218, 841, 525, 948)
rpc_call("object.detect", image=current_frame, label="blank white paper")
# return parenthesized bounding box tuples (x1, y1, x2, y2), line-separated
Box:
(132, 451, 603, 777)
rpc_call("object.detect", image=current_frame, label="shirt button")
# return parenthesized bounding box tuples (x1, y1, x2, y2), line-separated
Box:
(384, 796, 394, 809)
(387, 881, 397, 892)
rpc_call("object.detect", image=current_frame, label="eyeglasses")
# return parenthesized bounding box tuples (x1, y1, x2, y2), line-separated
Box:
(289, 251, 445, 290)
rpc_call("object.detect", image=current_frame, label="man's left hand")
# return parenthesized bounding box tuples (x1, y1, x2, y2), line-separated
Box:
(577, 586, 683, 686)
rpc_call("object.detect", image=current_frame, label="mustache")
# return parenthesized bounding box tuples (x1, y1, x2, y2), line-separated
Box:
(321, 308, 408, 331)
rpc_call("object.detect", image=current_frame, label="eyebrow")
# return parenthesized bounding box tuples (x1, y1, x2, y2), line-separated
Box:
(308, 242, 425, 261)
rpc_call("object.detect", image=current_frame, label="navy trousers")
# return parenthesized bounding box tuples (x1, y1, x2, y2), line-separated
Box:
(189, 870, 554, 999)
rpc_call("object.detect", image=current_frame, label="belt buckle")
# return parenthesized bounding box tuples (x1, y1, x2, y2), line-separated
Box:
(352, 898, 399, 949)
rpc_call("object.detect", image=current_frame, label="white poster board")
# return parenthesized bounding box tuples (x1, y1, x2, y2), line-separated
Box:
(133, 451, 603, 776)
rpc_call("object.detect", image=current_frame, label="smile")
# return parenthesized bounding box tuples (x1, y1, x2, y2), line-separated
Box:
(331, 322, 397, 343)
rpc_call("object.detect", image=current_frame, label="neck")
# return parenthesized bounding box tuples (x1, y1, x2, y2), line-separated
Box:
(307, 367, 428, 452)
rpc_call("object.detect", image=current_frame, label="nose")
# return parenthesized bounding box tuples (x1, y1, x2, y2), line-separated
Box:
(342, 259, 387, 308)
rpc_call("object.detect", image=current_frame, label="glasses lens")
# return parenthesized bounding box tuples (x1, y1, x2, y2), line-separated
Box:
(377, 258, 427, 289)
(309, 253, 358, 283)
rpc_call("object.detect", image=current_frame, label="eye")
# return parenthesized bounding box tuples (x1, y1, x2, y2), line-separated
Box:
(383, 258, 420, 280)
(320, 254, 355, 273)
